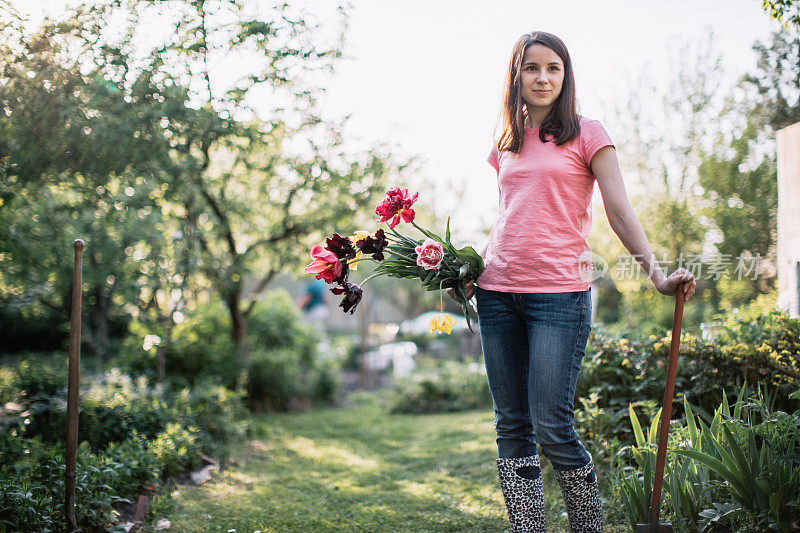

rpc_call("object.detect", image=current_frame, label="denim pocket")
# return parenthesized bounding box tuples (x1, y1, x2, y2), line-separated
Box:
(476, 286, 511, 321)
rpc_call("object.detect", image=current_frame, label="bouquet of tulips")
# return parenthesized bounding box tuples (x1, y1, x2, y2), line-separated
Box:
(304, 186, 484, 333)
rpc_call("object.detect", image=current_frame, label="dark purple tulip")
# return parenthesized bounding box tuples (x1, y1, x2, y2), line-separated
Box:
(331, 282, 363, 315)
(356, 229, 389, 261)
(325, 233, 357, 261)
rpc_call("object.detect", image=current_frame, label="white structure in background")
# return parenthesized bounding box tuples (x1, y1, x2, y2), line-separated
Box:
(363, 341, 418, 377)
(777, 122, 800, 317)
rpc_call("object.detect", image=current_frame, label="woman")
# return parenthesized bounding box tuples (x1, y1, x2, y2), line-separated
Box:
(448, 31, 696, 532)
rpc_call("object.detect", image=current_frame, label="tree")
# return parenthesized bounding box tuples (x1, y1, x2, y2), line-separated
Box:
(1, 0, 409, 360)
(760, 0, 800, 34)
(742, 30, 800, 132)
(124, 202, 203, 384)
(64, 0, 407, 353)
(694, 30, 799, 309)
(602, 31, 724, 331)
(0, 9, 182, 359)
(697, 119, 777, 308)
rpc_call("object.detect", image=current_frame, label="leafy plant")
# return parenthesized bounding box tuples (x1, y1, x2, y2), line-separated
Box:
(147, 422, 203, 479)
(0, 441, 134, 532)
(673, 385, 800, 531)
(617, 382, 800, 532)
(615, 402, 666, 528)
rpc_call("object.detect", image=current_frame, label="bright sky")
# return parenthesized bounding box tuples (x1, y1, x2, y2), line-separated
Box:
(13, 0, 783, 245)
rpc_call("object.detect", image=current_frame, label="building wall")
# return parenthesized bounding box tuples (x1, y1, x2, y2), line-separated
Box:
(777, 122, 800, 317)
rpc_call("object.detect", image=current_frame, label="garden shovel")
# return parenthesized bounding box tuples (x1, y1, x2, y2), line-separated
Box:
(635, 282, 687, 533)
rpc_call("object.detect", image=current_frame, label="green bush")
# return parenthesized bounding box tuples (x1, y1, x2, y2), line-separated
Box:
(577, 325, 691, 444)
(14, 357, 66, 399)
(0, 359, 70, 443)
(663, 308, 799, 415)
(119, 300, 237, 387)
(0, 441, 133, 532)
(0, 436, 160, 532)
(313, 358, 341, 405)
(0, 360, 247, 532)
(170, 379, 248, 455)
(245, 348, 303, 411)
(235, 290, 339, 412)
(118, 290, 325, 401)
(247, 292, 318, 364)
(101, 434, 162, 496)
(389, 361, 492, 414)
(147, 422, 203, 479)
(0, 366, 18, 404)
(14, 369, 181, 450)
(244, 347, 341, 412)
(577, 302, 800, 447)
(3, 363, 246, 462)
(0, 427, 30, 466)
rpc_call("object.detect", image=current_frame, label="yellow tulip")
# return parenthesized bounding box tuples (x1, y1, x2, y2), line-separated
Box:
(348, 230, 371, 270)
(428, 313, 457, 335)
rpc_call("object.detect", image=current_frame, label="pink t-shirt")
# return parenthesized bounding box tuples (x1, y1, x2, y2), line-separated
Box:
(477, 116, 615, 293)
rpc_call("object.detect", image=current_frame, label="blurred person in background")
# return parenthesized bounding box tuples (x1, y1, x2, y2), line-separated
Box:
(297, 278, 330, 337)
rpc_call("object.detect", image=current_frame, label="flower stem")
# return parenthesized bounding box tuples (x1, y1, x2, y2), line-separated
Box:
(387, 224, 416, 244)
(360, 272, 384, 286)
(439, 278, 444, 312)
(411, 220, 435, 240)
(385, 248, 418, 264)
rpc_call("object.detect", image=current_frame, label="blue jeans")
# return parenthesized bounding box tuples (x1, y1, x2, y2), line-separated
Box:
(476, 286, 593, 471)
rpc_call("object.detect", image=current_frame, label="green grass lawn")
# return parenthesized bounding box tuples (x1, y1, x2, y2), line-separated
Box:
(144, 394, 630, 532)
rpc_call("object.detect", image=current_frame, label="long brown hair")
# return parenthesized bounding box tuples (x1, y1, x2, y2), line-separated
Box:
(496, 31, 581, 154)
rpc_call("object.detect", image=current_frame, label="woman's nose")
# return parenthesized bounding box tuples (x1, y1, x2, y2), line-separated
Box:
(536, 70, 548, 84)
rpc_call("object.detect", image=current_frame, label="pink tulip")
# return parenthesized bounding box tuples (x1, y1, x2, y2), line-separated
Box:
(304, 245, 343, 284)
(415, 238, 444, 270)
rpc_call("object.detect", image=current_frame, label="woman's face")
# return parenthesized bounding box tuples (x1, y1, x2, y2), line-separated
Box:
(519, 43, 564, 113)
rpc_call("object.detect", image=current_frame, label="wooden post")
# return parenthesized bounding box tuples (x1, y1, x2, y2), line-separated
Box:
(65, 239, 84, 532)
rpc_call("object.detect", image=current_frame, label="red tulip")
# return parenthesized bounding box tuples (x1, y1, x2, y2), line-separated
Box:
(304, 245, 343, 284)
(375, 187, 418, 228)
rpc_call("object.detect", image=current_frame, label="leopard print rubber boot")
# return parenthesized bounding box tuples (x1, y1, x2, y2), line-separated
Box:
(553, 459, 603, 532)
(495, 454, 547, 533)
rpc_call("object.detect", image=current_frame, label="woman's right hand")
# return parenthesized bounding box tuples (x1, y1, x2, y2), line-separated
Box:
(446, 280, 475, 302)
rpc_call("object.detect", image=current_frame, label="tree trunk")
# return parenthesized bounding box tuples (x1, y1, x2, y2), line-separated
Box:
(226, 292, 247, 356)
(156, 343, 167, 385)
(86, 286, 110, 367)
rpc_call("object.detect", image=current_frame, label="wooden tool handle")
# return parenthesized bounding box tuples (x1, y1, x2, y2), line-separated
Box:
(649, 282, 685, 524)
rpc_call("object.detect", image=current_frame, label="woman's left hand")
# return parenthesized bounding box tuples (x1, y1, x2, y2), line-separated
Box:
(655, 268, 697, 302)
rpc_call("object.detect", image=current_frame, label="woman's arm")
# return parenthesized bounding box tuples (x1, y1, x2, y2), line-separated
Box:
(591, 146, 696, 302)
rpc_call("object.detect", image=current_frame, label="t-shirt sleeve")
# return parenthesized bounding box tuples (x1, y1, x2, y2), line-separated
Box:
(487, 144, 500, 173)
(580, 120, 615, 167)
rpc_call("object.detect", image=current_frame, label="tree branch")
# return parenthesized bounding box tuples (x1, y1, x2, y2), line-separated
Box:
(243, 268, 278, 316)
(195, 142, 238, 260)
